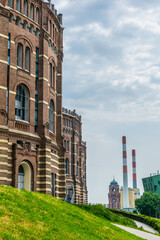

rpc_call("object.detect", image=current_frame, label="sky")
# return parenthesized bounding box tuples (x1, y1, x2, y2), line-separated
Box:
(54, 0, 160, 204)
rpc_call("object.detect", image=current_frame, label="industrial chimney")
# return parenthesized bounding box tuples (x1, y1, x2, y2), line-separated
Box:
(132, 149, 137, 189)
(122, 136, 129, 208)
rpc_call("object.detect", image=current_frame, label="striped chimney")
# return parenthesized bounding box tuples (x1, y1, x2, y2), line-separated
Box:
(132, 149, 137, 189)
(122, 136, 129, 208)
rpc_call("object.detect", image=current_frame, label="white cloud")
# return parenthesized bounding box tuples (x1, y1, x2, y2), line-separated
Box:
(55, 0, 160, 203)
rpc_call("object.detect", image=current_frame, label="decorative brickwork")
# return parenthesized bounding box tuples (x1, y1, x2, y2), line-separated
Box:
(0, 0, 87, 204)
(62, 108, 88, 204)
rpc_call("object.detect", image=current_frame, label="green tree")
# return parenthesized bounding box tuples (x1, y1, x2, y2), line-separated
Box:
(135, 192, 160, 218)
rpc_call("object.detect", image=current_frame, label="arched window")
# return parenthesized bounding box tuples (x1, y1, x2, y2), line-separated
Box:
(49, 63, 52, 86)
(16, 0, 21, 11)
(23, 20, 28, 30)
(30, 3, 34, 20)
(17, 43, 23, 68)
(49, 100, 54, 132)
(9, 13, 13, 23)
(65, 158, 69, 175)
(15, 84, 29, 121)
(8, 0, 13, 8)
(36, 8, 39, 23)
(35, 29, 40, 38)
(52, 66, 55, 88)
(25, 47, 30, 71)
(23, 0, 28, 16)
(15, 16, 21, 26)
(29, 24, 34, 33)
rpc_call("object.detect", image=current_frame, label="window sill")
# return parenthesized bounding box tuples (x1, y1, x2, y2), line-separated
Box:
(15, 118, 29, 124)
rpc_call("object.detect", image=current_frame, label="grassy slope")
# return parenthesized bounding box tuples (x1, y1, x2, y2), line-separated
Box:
(0, 186, 143, 240)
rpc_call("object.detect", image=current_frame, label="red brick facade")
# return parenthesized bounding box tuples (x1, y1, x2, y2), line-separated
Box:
(63, 108, 88, 204)
(108, 179, 120, 209)
(0, 0, 87, 204)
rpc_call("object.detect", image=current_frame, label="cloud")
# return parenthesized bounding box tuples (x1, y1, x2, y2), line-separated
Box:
(55, 0, 160, 203)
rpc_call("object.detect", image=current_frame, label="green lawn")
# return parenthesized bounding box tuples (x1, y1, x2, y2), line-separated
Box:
(0, 186, 143, 240)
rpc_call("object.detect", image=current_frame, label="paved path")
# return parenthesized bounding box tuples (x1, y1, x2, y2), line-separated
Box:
(113, 224, 160, 240)
(134, 220, 159, 234)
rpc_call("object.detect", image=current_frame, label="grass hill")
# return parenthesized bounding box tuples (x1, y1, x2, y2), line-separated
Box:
(0, 186, 144, 240)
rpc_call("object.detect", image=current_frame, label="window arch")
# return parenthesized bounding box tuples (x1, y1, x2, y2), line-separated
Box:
(15, 84, 29, 121)
(30, 3, 34, 20)
(17, 43, 23, 68)
(65, 158, 69, 175)
(23, 20, 28, 30)
(25, 47, 30, 71)
(15, 16, 21, 26)
(23, 0, 28, 16)
(36, 8, 39, 23)
(8, 0, 13, 8)
(16, 0, 21, 11)
(49, 100, 54, 132)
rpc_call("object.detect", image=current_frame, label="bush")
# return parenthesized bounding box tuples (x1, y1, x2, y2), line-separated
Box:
(77, 204, 136, 228)
(110, 209, 160, 233)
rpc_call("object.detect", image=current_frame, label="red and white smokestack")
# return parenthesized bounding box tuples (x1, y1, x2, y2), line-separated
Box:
(132, 149, 137, 189)
(122, 136, 129, 208)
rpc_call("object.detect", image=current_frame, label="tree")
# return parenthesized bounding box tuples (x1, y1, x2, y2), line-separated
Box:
(135, 192, 160, 218)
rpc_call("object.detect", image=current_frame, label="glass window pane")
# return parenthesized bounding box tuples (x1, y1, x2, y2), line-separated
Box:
(17, 43, 23, 68)
(25, 47, 30, 71)
(16, 0, 20, 11)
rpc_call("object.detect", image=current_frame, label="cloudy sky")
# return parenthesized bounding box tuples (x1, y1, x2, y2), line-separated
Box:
(54, 0, 160, 204)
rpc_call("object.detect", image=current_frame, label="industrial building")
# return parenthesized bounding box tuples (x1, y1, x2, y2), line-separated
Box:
(120, 187, 140, 209)
(142, 172, 160, 196)
(0, 0, 87, 204)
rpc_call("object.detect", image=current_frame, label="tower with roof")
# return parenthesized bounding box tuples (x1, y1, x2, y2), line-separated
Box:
(108, 179, 120, 209)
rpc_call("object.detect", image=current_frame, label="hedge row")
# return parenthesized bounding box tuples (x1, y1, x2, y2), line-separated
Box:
(109, 209, 160, 233)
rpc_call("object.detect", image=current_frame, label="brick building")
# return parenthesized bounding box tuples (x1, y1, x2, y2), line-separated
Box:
(0, 0, 87, 204)
(108, 179, 120, 209)
(63, 108, 88, 204)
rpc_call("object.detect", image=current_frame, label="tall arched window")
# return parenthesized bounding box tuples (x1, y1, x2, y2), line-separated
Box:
(36, 8, 39, 23)
(8, 0, 13, 8)
(9, 13, 13, 23)
(30, 3, 34, 20)
(25, 47, 30, 71)
(29, 24, 34, 33)
(15, 84, 29, 121)
(17, 43, 23, 68)
(52, 66, 55, 88)
(23, 20, 28, 30)
(49, 63, 52, 86)
(15, 16, 21, 26)
(65, 158, 69, 175)
(49, 100, 54, 132)
(23, 0, 27, 16)
(16, 0, 21, 11)
(35, 29, 40, 38)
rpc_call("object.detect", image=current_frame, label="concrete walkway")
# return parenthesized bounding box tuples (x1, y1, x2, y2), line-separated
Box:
(113, 224, 160, 240)
(134, 220, 159, 234)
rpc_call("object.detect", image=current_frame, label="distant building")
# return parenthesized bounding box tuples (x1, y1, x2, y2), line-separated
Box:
(62, 108, 88, 204)
(108, 179, 120, 209)
(120, 187, 140, 209)
(142, 172, 160, 196)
